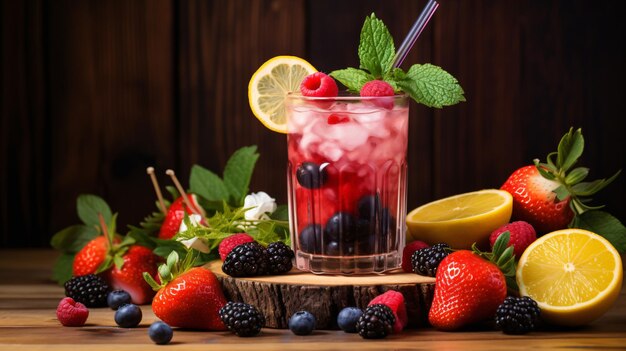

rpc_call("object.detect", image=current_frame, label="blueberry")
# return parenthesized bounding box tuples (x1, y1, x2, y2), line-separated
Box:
(325, 212, 356, 242)
(107, 290, 132, 310)
(296, 162, 328, 189)
(288, 311, 316, 335)
(114, 303, 142, 328)
(379, 208, 396, 236)
(299, 224, 322, 254)
(325, 241, 355, 256)
(357, 194, 380, 220)
(148, 321, 173, 345)
(337, 307, 363, 333)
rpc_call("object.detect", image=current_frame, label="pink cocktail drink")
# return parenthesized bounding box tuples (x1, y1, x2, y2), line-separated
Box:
(286, 94, 409, 274)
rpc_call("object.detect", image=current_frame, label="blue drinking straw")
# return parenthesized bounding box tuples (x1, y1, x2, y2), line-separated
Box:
(392, 0, 440, 68)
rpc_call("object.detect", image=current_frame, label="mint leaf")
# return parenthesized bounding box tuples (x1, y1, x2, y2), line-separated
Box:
(330, 68, 373, 92)
(50, 225, 99, 253)
(383, 68, 407, 92)
(397, 64, 465, 108)
(557, 128, 584, 172)
(358, 13, 395, 77)
(270, 204, 289, 221)
(190, 165, 229, 202)
(77, 194, 112, 228)
(52, 253, 75, 285)
(223, 146, 259, 206)
(573, 210, 626, 253)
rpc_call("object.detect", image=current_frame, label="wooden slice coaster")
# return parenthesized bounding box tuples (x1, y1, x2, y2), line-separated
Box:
(206, 260, 435, 329)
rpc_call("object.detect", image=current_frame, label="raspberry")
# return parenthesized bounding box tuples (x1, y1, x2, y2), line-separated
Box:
(327, 114, 350, 125)
(218, 233, 255, 261)
(368, 290, 407, 333)
(300, 72, 338, 97)
(401, 240, 429, 273)
(489, 221, 537, 258)
(360, 80, 394, 96)
(360, 80, 395, 109)
(56, 297, 89, 327)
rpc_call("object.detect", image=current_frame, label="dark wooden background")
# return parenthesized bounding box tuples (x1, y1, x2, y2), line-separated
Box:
(2, 0, 624, 247)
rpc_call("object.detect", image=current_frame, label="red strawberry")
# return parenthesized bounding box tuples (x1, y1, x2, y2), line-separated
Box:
(401, 240, 429, 273)
(218, 233, 255, 260)
(489, 221, 536, 258)
(158, 194, 204, 239)
(368, 290, 408, 333)
(73, 236, 119, 276)
(150, 267, 227, 330)
(429, 250, 507, 330)
(500, 128, 619, 235)
(500, 165, 573, 234)
(110, 245, 160, 305)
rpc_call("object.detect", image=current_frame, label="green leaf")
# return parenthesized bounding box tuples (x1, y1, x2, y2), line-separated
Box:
(76, 194, 112, 227)
(50, 225, 99, 253)
(95, 256, 114, 274)
(383, 68, 407, 92)
(153, 239, 188, 258)
(565, 167, 589, 185)
(357, 13, 396, 77)
(52, 253, 75, 285)
(113, 255, 125, 270)
(491, 231, 510, 258)
(165, 186, 180, 200)
(571, 170, 621, 196)
(223, 146, 260, 206)
(553, 184, 570, 201)
(397, 64, 465, 108)
(270, 205, 289, 221)
(557, 128, 584, 172)
(535, 163, 557, 180)
(329, 68, 374, 92)
(143, 272, 161, 291)
(573, 210, 626, 253)
(189, 165, 229, 202)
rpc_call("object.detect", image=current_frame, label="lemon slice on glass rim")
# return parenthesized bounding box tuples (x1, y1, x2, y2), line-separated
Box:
(516, 228, 623, 326)
(248, 56, 317, 133)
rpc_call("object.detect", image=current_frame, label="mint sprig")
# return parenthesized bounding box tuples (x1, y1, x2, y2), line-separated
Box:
(330, 13, 465, 108)
(534, 128, 625, 252)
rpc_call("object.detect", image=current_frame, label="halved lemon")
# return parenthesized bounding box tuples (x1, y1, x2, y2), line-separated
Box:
(248, 56, 317, 133)
(405, 189, 512, 249)
(517, 228, 623, 326)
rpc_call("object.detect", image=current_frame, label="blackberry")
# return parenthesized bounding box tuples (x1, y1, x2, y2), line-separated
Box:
(356, 304, 395, 339)
(495, 296, 541, 334)
(411, 243, 450, 277)
(219, 301, 265, 337)
(64, 274, 110, 307)
(267, 241, 294, 275)
(222, 242, 269, 277)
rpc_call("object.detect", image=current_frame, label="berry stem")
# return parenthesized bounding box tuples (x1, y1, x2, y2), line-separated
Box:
(147, 167, 167, 214)
(165, 169, 204, 216)
(98, 213, 113, 249)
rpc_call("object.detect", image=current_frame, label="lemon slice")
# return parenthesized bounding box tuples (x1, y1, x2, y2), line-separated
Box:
(405, 189, 512, 249)
(248, 56, 317, 133)
(517, 229, 623, 326)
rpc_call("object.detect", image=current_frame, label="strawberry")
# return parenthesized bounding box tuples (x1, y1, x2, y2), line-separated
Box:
(428, 250, 507, 330)
(501, 128, 620, 234)
(218, 233, 255, 260)
(368, 290, 408, 333)
(145, 252, 228, 330)
(158, 194, 204, 239)
(401, 240, 429, 273)
(110, 245, 160, 305)
(72, 236, 114, 276)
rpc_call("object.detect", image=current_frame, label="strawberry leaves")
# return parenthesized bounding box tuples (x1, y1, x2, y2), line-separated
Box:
(472, 232, 518, 293)
(534, 127, 626, 252)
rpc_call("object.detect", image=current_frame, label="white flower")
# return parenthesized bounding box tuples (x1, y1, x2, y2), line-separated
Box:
(178, 237, 210, 253)
(243, 191, 277, 220)
(178, 214, 203, 233)
(176, 214, 210, 253)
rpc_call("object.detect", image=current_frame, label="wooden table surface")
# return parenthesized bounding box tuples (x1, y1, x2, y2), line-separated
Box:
(1, 249, 625, 350)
